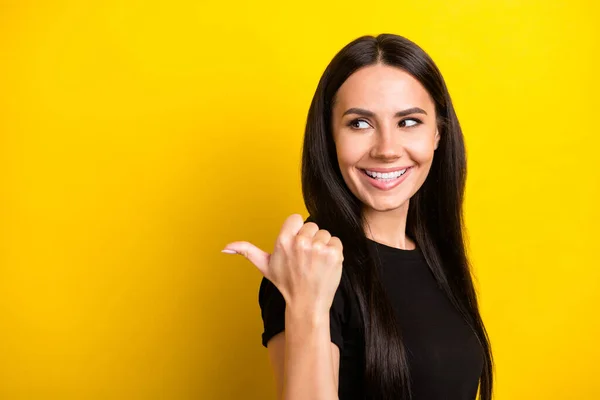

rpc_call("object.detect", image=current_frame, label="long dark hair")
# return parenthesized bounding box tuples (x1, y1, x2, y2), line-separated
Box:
(301, 34, 493, 399)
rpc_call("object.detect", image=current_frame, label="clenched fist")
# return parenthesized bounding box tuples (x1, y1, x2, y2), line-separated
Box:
(222, 214, 344, 314)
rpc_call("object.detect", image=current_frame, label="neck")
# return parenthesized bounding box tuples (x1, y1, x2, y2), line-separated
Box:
(362, 200, 415, 250)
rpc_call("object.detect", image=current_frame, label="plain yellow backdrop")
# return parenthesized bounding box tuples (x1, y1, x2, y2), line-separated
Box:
(1, 0, 598, 399)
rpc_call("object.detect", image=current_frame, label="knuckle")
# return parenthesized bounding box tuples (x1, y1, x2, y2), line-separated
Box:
(311, 240, 326, 254)
(276, 236, 290, 249)
(325, 246, 338, 260)
(294, 235, 311, 251)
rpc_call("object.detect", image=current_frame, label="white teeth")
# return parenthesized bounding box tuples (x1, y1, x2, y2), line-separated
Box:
(365, 168, 408, 179)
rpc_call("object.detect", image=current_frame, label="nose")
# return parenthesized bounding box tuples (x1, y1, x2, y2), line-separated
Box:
(370, 124, 403, 160)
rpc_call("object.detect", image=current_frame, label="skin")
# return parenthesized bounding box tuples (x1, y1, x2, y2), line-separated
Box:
(224, 214, 343, 400)
(331, 63, 440, 250)
(223, 62, 441, 399)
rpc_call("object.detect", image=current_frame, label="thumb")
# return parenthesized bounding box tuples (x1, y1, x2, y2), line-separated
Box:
(222, 241, 271, 275)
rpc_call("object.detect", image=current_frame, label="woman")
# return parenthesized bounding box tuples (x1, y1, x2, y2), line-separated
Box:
(222, 33, 494, 400)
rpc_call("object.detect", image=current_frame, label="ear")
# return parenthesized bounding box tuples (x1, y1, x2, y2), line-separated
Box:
(434, 129, 440, 150)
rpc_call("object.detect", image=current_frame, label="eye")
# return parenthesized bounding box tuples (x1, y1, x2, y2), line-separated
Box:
(348, 119, 371, 130)
(399, 118, 421, 128)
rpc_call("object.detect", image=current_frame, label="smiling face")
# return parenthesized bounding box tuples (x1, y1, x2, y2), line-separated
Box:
(331, 63, 440, 214)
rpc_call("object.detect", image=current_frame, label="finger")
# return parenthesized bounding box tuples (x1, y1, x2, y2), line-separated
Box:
(222, 241, 271, 275)
(312, 229, 332, 244)
(267, 214, 304, 276)
(327, 236, 344, 253)
(297, 221, 320, 238)
(278, 214, 305, 242)
(327, 237, 344, 265)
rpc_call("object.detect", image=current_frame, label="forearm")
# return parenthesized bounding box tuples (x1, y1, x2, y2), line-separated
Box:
(282, 307, 338, 400)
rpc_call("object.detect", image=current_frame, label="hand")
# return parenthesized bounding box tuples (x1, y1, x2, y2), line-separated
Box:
(222, 214, 344, 313)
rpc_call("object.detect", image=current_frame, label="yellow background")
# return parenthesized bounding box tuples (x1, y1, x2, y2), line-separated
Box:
(1, 1, 598, 399)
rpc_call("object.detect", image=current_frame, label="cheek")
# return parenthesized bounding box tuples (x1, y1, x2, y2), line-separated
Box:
(335, 136, 366, 167)
(407, 136, 436, 163)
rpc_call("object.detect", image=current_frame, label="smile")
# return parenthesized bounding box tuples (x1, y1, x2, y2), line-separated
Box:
(359, 167, 413, 190)
(364, 168, 408, 179)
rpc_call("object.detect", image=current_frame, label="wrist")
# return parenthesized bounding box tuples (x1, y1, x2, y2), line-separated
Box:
(285, 304, 330, 327)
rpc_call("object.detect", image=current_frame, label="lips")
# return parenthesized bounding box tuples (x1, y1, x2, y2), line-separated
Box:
(359, 166, 413, 191)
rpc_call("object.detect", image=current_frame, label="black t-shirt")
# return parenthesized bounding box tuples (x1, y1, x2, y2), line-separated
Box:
(258, 238, 484, 399)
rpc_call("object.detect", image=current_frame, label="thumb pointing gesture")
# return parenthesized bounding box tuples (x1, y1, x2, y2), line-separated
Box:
(222, 214, 343, 310)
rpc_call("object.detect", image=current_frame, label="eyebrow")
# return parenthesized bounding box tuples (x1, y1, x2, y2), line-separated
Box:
(342, 107, 428, 118)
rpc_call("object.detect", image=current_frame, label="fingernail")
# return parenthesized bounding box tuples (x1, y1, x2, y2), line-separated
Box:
(221, 249, 237, 254)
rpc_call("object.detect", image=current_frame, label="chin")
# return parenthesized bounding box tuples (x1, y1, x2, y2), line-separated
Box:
(364, 197, 410, 212)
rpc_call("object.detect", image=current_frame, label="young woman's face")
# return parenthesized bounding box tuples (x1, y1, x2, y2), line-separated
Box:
(331, 63, 440, 213)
